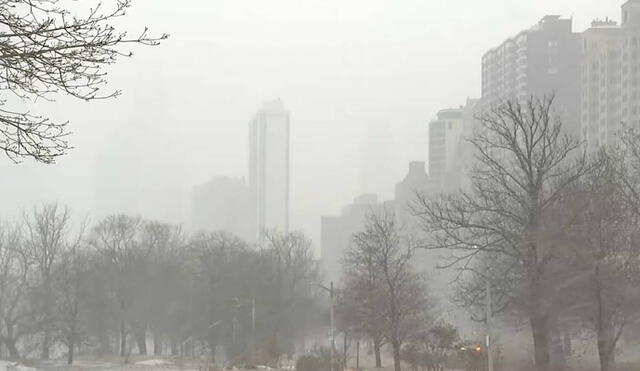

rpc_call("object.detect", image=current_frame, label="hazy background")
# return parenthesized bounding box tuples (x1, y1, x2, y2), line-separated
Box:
(0, 0, 619, 247)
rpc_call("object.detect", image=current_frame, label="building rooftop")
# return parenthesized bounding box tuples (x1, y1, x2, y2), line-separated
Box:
(483, 15, 573, 58)
(436, 108, 464, 120)
(261, 99, 286, 113)
(591, 17, 619, 28)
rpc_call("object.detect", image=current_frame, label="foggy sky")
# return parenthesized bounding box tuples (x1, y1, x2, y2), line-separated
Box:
(0, 0, 620, 247)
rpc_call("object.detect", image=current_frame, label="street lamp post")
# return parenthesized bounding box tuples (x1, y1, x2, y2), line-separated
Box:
(473, 244, 493, 371)
(485, 277, 493, 371)
(310, 281, 335, 371)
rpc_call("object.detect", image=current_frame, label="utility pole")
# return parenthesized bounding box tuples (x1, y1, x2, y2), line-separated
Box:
(251, 298, 256, 334)
(486, 279, 494, 371)
(343, 332, 347, 368)
(356, 340, 360, 371)
(250, 298, 256, 362)
(329, 281, 335, 371)
(232, 316, 237, 347)
(310, 281, 335, 371)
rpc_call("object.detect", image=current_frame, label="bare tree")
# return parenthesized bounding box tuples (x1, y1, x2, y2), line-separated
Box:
(55, 243, 89, 365)
(0, 221, 30, 359)
(0, 0, 168, 163)
(23, 202, 75, 360)
(141, 222, 184, 357)
(415, 96, 589, 371)
(343, 212, 430, 371)
(264, 230, 321, 362)
(189, 231, 247, 362)
(340, 217, 388, 368)
(563, 136, 640, 371)
(89, 214, 143, 357)
(402, 323, 460, 371)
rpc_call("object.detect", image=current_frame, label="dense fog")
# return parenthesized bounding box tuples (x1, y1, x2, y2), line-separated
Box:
(0, 1, 638, 371)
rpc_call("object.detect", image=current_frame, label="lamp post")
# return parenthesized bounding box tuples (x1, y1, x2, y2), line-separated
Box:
(486, 278, 493, 371)
(472, 245, 493, 371)
(310, 281, 335, 371)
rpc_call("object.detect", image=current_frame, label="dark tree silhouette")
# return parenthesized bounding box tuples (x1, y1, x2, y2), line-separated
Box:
(415, 96, 590, 371)
(0, 0, 167, 163)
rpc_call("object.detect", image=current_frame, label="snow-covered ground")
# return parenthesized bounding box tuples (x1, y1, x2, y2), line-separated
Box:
(15, 357, 205, 371)
(0, 361, 38, 371)
(0, 358, 298, 371)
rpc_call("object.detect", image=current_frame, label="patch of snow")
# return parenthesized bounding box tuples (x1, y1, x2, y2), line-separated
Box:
(0, 361, 38, 371)
(134, 359, 174, 366)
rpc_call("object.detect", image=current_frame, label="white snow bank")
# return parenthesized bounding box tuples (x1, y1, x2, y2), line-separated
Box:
(0, 361, 38, 371)
(135, 359, 174, 366)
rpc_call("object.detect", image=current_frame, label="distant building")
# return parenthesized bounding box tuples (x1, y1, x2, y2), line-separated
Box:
(580, 0, 640, 148)
(190, 176, 252, 240)
(249, 100, 290, 243)
(428, 99, 479, 192)
(394, 161, 430, 224)
(429, 108, 464, 191)
(321, 162, 432, 283)
(481, 15, 581, 136)
(321, 194, 387, 283)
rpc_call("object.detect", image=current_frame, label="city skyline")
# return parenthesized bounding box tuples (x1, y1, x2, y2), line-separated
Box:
(0, 0, 621, 248)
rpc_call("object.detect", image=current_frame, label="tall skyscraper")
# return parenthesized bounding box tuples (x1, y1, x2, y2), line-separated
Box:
(249, 100, 290, 242)
(581, 0, 640, 148)
(429, 108, 464, 191)
(428, 99, 479, 193)
(481, 15, 581, 136)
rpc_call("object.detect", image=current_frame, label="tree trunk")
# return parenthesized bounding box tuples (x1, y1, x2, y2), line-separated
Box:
(563, 330, 571, 357)
(595, 264, 618, 371)
(120, 320, 126, 357)
(42, 282, 52, 360)
(597, 325, 616, 371)
(170, 337, 179, 356)
(5, 321, 20, 360)
(392, 340, 402, 371)
(67, 339, 75, 365)
(597, 336, 614, 371)
(42, 327, 50, 360)
(209, 328, 216, 363)
(531, 313, 550, 371)
(529, 267, 550, 371)
(99, 333, 110, 356)
(373, 337, 382, 368)
(67, 324, 77, 364)
(153, 331, 162, 356)
(5, 339, 20, 360)
(134, 324, 147, 355)
(549, 316, 566, 371)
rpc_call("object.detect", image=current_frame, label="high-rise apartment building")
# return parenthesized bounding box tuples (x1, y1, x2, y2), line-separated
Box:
(428, 99, 478, 192)
(581, 0, 640, 148)
(429, 108, 464, 191)
(249, 100, 290, 242)
(481, 15, 581, 136)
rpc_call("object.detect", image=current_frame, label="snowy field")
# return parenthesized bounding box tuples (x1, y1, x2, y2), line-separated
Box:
(1, 358, 213, 371)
